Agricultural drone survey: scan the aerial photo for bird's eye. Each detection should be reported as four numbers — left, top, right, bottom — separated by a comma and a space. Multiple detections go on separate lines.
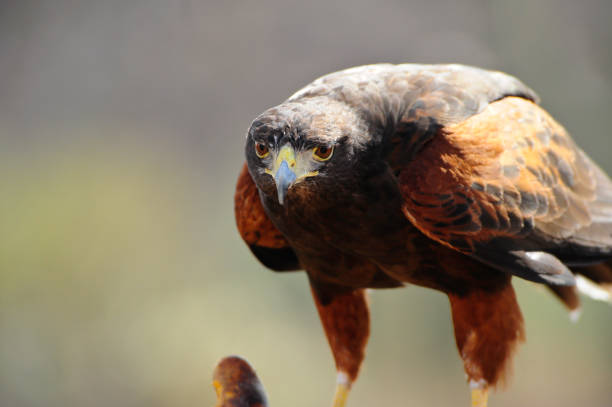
313, 145, 334, 161
255, 142, 269, 158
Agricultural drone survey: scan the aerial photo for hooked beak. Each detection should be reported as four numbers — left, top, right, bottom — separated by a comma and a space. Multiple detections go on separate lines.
265, 144, 320, 206
270, 145, 297, 205
275, 160, 296, 205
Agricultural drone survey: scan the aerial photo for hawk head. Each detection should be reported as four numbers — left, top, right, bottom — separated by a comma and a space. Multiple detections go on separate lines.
245, 98, 373, 206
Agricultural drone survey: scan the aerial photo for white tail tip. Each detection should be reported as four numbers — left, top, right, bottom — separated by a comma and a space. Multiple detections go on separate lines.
576, 276, 611, 303
569, 308, 582, 323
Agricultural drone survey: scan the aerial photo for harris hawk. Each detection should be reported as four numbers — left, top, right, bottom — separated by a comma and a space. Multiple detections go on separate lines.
234, 64, 612, 407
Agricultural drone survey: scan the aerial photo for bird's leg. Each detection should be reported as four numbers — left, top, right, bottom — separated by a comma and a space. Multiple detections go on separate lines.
469, 379, 488, 407
310, 282, 370, 407
447, 276, 525, 407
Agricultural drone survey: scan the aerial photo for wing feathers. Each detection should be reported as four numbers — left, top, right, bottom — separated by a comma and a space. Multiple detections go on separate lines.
571, 261, 612, 304
235, 163, 301, 271
398, 96, 612, 284
473, 248, 575, 286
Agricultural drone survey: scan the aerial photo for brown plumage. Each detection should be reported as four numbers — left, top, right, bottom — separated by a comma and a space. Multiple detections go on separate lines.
234, 63, 612, 406
213, 356, 268, 407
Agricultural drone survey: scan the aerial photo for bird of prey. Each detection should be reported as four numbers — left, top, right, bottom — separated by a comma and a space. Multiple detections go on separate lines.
234, 64, 612, 407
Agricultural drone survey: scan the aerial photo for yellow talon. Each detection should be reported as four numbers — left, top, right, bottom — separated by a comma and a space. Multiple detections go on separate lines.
332, 381, 350, 407
471, 387, 488, 407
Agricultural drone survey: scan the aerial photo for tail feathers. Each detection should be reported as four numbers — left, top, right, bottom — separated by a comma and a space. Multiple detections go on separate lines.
547, 284, 580, 310
575, 275, 611, 303
547, 285, 582, 322
548, 261, 612, 322
572, 261, 612, 304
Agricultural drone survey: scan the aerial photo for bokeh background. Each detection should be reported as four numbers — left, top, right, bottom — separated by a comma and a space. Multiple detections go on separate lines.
1, 1, 611, 406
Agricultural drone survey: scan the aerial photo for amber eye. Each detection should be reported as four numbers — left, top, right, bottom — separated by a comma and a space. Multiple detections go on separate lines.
255, 142, 269, 158
313, 145, 334, 161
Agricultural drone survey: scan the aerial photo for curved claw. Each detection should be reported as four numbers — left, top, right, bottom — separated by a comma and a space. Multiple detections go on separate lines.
213, 356, 268, 407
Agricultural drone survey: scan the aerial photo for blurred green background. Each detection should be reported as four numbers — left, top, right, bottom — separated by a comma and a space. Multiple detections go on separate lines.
1, 1, 611, 406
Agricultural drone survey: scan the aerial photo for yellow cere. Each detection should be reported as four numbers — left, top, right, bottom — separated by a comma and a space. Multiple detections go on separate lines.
265, 145, 320, 182
275, 145, 297, 168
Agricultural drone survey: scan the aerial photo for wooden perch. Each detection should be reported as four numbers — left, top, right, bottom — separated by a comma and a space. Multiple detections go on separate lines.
213, 356, 268, 407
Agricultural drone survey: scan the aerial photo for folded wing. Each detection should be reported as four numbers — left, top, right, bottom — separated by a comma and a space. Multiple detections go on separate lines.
235, 164, 301, 271
398, 97, 612, 285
